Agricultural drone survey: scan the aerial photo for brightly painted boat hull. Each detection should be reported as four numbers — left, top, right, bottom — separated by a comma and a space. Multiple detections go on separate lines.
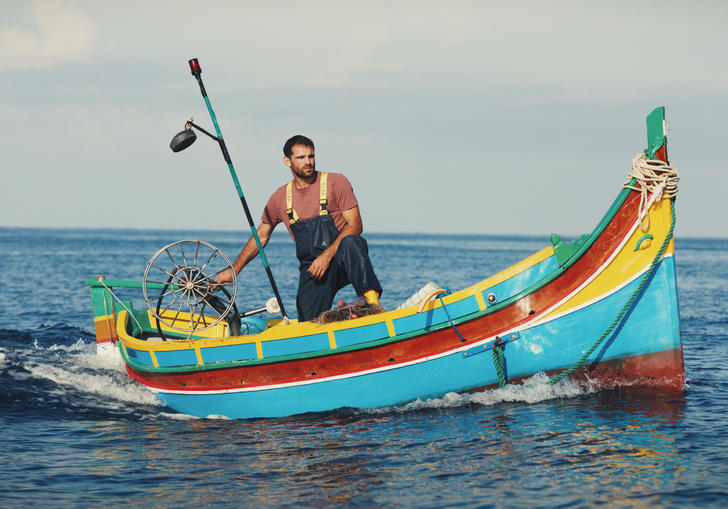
146, 254, 683, 418
88, 107, 684, 419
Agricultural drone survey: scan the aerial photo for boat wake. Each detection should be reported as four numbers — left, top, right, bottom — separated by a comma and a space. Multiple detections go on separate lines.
24, 339, 161, 405
364, 373, 593, 415
0, 327, 163, 421
0, 327, 659, 421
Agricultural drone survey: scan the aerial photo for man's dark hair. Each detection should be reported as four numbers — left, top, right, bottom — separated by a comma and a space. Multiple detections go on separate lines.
283, 135, 314, 157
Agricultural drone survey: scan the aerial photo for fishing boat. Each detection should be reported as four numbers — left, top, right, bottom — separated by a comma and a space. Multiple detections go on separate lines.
85, 60, 683, 419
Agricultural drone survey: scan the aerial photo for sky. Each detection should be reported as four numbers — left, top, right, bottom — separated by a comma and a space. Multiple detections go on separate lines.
1, 0, 726, 239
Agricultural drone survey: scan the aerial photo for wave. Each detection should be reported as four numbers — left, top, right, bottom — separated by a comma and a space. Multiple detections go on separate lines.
363, 373, 591, 415
1, 328, 163, 421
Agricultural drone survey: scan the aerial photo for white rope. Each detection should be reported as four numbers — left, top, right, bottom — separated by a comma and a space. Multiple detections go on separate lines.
623, 153, 679, 231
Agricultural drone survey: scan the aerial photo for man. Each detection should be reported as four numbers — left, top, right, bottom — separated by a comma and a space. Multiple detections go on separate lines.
215, 135, 382, 322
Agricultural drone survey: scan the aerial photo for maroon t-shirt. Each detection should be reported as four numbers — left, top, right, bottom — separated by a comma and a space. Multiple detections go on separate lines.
262, 172, 358, 239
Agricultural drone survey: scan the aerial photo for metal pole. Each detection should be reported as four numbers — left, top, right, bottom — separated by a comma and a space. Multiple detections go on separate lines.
187, 58, 288, 320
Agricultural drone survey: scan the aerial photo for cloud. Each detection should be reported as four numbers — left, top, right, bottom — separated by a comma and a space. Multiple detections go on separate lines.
1, 1, 726, 237
0, 0, 95, 68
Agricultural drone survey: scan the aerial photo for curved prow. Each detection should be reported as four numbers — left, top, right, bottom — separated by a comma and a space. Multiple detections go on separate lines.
645, 106, 668, 163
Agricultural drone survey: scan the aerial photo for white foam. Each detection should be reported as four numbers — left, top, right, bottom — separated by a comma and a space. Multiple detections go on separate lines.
23, 361, 161, 406
19, 338, 162, 407
204, 414, 233, 420
366, 373, 591, 414
158, 411, 202, 420
16, 338, 595, 418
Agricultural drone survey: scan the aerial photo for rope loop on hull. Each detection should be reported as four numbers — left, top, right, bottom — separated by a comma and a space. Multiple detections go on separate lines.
624, 154, 679, 231
492, 337, 508, 388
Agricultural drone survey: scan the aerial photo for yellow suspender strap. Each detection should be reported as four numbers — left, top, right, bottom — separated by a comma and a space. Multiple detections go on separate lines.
286, 172, 328, 225
285, 182, 298, 224
319, 172, 328, 215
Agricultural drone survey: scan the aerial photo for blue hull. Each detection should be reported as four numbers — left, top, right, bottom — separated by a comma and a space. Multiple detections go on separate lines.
157, 257, 681, 419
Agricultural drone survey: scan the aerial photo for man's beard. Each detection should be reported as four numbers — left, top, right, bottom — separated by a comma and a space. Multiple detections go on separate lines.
293, 165, 315, 179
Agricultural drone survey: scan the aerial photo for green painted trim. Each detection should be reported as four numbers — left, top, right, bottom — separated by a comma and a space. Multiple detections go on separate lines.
645, 106, 666, 158
551, 233, 593, 267
633, 234, 654, 251
89, 286, 114, 319
84, 279, 178, 290
121, 304, 151, 337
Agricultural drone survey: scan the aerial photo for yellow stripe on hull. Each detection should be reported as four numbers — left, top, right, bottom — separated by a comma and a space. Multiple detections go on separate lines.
93, 314, 116, 342
116, 245, 557, 355
543, 197, 674, 320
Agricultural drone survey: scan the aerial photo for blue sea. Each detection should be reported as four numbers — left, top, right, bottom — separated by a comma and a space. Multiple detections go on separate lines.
1, 227, 727, 507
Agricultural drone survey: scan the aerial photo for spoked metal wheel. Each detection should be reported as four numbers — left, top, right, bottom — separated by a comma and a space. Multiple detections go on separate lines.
143, 239, 237, 334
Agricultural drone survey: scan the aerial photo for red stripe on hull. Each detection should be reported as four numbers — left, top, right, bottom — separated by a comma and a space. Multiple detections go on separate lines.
466, 348, 686, 394
131, 347, 686, 397
128, 191, 666, 392
583, 346, 685, 391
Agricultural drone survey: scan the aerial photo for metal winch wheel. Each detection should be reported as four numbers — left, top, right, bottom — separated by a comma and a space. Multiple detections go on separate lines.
143, 239, 237, 333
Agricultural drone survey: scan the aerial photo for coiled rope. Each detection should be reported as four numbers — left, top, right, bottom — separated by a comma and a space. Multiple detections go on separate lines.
623, 153, 679, 231
548, 156, 679, 385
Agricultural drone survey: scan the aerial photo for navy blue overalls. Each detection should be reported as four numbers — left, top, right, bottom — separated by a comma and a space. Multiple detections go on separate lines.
286, 172, 382, 321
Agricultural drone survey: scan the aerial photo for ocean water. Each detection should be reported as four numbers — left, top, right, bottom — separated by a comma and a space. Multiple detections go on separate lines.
1, 227, 727, 507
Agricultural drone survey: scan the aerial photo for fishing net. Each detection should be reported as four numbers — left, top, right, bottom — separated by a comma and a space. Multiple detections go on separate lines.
315, 297, 385, 324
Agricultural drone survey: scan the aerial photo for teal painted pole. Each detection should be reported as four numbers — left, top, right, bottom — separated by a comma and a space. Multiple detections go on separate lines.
187, 58, 288, 320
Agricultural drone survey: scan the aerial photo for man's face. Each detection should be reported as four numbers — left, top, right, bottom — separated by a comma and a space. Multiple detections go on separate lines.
285, 144, 315, 179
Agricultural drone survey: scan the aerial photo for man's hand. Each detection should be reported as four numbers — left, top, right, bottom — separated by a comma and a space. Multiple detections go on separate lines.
305, 207, 362, 280
307, 250, 333, 279
214, 268, 235, 286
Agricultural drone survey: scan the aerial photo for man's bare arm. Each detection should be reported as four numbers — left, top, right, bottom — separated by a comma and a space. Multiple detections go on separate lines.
215, 222, 274, 284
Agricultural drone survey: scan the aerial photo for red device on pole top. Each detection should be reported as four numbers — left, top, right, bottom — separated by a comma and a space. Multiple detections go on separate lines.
188, 58, 202, 76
